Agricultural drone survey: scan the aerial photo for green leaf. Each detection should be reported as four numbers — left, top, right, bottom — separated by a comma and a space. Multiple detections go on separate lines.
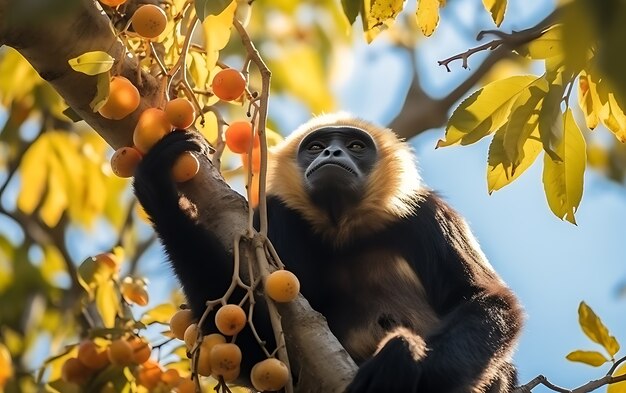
90, 72, 110, 112
96, 279, 120, 329
502, 79, 548, 165
608, 364, 626, 393
341, 0, 361, 25
416, 0, 442, 37
542, 109, 586, 224
518, 24, 564, 60
487, 125, 542, 193
577, 302, 621, 357
68, 51, 114, 76
77, 256, 115, 297
141, 303, 177, 325
439, 75, 539, 147
482, 0, 507, 26
565, 350, 608, 367
196, 0, 231, 20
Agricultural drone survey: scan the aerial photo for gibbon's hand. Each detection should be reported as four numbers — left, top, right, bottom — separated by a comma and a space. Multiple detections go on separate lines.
133, 130, 207, 220
346, 336, 423, 393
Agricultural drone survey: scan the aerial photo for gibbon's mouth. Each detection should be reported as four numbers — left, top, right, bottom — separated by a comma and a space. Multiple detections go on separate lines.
306, 161, 356, 178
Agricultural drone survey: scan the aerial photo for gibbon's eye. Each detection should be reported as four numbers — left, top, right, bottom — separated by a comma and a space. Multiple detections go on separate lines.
347, 140, 366, 151
307, 142, 324, 152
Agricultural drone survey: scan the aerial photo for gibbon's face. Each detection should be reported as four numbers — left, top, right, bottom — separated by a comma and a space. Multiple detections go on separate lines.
297, 126, 378, 218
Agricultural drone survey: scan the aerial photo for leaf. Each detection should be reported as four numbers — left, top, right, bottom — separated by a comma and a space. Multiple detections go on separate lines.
39, 141, 69, 227
17, 135, 51, 215
502, 79, 548, 165
96, 279, 120, 328
565, 350, 608, 367
542, 109, 585, 224
202, 0, 237, 70
416, 0, 441, 37
196, 0, 231, 20
577, 301, 621, 357
482, 0, 507, 26
341, 0, 361, 25
268, 46, 336, 113
90, 72, 110, 112
538, 74, 567, 161
608, 364, 626, 393
68, 51, 114, 76
141, 303, 177, 325
362, 0, 405, 43
77, 256, 115, 297
487, 125, 542, 193
41, 245, 66, 286
439, 75, 539, 147
518, 25, 563, 60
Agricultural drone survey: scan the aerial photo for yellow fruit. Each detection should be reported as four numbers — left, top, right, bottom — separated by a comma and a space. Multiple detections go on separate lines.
99, 0, 127, 6
225, 121, 257, 154
183, 323, 199, 349
172, 151, 199, 183
170, 309, 195, 340
132, 5, 168, 39
138, 359, 163, 389
133, 108, 172, 154
129, 336, 152, 364
212, 69, 246, 101
77, 340, 109, 370
107, 338, 134, 366
196, 334, 226, 376
110, 146, 143, 178
161, 368, 181, 387
250, 358, 290, 392
214, 304, 247, 336
0, 344, 14, 385
265, 270, 300, 302
210, 343, 242, 376
176, 378, 196, 393
61, 357, 93, 385
95, 252, 122, 272
165, 98, 196, 129
120, 278, 149, 306
99, 76, 140, 120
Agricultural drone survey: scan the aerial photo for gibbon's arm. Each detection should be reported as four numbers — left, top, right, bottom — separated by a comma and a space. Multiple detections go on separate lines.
133, 130, 235, 321
349, 193, 523, 392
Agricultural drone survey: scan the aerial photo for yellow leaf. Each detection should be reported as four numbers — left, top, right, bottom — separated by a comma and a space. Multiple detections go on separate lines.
518, 25, 563, 60
502, 78, 548, 165
416, 0, 441, 37
17, 136, 51, 215
542, 109, 585, 224
439, 75, 539, 147
362, 0, 405, 43
39, 148, 69, 228
565, 350, 608, 367
96, 279, 120, 328
202, 0, 237, 70
141, 303, 177, 325
195, 110, 219, 144
609, 364, 626, 393
577, 301, 621, 357
487, 126, 542, 193
68, 51, 114, 76
269, 46, 336, 113
41, 245, 67, 286
0, 48, 42, 105
482, 0, 507, 26
188, 51, 210, 92
538, 74, 567, 161
90, 72, 110, 112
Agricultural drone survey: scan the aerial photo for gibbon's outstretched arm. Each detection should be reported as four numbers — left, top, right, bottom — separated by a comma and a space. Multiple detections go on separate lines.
133, 131, 234, 320
346, 194, 523, 393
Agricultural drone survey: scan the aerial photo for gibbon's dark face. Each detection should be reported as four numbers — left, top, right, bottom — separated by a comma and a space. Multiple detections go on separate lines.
297, 126, 378, 222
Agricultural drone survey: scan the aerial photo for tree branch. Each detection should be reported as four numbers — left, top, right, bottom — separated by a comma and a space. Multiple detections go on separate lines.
388, 7, 561, 139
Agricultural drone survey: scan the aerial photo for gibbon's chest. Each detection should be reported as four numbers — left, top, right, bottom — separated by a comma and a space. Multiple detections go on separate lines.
310, 248, 440, 363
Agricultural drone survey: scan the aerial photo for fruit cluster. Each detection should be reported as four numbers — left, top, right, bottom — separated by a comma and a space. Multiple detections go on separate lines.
168, 269, 299, 391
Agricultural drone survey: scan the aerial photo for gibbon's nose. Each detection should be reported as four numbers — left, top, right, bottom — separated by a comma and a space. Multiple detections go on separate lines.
322, 147, 343, 157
